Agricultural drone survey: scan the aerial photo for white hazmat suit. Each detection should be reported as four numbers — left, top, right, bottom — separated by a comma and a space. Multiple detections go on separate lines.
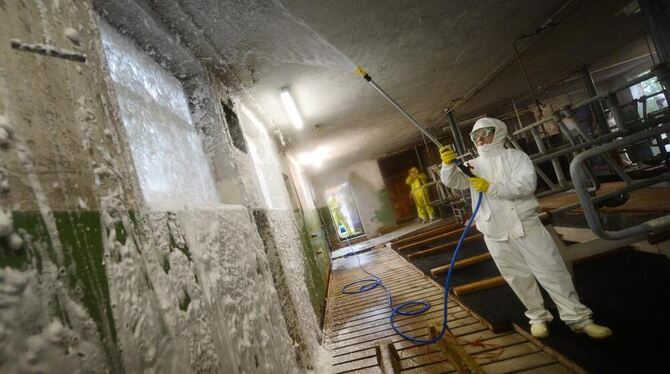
440, 117, 593, 329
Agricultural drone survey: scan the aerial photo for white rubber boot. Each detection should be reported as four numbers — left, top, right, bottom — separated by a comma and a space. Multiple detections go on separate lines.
572, 323, 613, 339
530, 322, 549, 338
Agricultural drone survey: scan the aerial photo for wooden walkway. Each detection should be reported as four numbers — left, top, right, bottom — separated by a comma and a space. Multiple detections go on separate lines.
323, 246, 581, 373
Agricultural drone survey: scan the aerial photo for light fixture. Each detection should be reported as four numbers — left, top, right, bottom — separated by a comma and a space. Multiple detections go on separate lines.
298, 146, 327, 168
280, 88, 304, 129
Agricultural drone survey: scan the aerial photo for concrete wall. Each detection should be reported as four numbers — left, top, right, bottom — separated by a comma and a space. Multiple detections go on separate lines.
0, 1, 329, 373
313, 159, 395, 239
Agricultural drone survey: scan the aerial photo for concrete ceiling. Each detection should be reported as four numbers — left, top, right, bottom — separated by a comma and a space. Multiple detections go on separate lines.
99, 0, 646, 174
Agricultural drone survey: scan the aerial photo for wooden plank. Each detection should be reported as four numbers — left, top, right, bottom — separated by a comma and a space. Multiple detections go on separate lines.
330, 309, 470, 338
328, 301, 461, 332
452, 275, 506, 296
400, 359, 454, 374
386, 342, 402, 374
328, 301, 469, 333
408, 233, 485, 260
399, 351, 449, 371
329, 290, 454, 320
397, 226, 470, 251
330, 316, 480, 349
392, 221, 468, 247
480, 351, 556, 373
429, 325, 485, 374
473, 341, 540, 365
332, 356, 379, 373
512, 323, 587, 374
516, 362, 576, 373
329, 287, 447, 312
431, 252, 493, 276
463, 332, 527, 355
334, 364, 383, 374
331, 348, 377, 366
330, 309, 470, 343
332, 322, 488, 357
326, 245, 580, 374
329, 283, 439, 312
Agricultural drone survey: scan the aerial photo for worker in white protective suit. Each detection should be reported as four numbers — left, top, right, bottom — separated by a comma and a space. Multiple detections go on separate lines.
439, 117, 612, 339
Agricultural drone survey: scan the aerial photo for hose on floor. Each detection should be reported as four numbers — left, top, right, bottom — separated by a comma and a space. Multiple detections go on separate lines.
341, 192, 483, 344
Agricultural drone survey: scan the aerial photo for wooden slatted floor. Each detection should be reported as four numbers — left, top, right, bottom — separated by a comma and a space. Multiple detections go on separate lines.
324, 246, 580, 373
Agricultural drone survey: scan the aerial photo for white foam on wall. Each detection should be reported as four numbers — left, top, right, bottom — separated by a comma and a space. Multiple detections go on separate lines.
99, 21, 220, 211
239, 104, 292, 210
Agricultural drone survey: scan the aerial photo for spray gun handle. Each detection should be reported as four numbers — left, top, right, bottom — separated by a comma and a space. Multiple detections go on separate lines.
454, 159, 475, 178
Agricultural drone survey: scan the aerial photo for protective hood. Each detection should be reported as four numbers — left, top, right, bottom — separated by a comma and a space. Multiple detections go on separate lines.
470, 117, 508, 157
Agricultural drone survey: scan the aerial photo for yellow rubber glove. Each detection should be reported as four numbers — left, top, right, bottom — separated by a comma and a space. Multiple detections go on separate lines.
468, 177, 490, 192
439, 146, 457, 165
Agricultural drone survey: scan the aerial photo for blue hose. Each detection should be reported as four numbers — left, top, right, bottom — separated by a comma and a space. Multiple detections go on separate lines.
341, 192, 483, 344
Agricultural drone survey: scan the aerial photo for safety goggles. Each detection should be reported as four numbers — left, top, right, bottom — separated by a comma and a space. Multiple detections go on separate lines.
470, 127, 495, 142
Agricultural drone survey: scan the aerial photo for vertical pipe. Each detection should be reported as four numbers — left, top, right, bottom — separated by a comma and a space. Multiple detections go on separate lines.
512, 99, 524, 134
606, 94, 630, 132
531, 126, 567, 186
446, 110, 466, 155
508, 136, 558, 189
513, 40, 541, 106
414, 146, 424, 171
580, 65, 610, 135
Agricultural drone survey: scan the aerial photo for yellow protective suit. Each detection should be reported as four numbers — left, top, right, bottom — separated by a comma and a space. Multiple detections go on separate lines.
328, 196, 353, 237
406, 167, 435, 222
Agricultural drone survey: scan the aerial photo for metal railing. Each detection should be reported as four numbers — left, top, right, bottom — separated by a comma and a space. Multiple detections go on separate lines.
569, 122, 670, 240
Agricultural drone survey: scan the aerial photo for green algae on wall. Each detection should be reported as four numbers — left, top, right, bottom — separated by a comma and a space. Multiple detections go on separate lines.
1, 211, 123, 373
294, 208, 330, 325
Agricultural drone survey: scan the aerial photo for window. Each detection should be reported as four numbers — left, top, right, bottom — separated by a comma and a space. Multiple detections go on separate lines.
629, 72, 667, 117
100, 21, 219, 209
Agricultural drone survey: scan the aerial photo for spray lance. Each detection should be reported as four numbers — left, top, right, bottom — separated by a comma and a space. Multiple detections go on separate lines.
353, 66, 474, 177
343, 65, 484, 346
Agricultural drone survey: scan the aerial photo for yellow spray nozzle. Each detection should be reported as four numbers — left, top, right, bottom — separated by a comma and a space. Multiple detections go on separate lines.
354, 65, 368, 78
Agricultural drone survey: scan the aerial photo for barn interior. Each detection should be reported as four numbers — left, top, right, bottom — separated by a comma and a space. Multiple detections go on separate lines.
1, 0, 670, 373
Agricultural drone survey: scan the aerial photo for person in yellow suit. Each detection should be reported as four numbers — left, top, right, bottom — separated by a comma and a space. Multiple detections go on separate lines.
328, 196, 353, 238
406, 167, 435, 223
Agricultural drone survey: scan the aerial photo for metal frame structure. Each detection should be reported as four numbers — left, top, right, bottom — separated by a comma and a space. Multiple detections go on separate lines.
424, 65, 670, 241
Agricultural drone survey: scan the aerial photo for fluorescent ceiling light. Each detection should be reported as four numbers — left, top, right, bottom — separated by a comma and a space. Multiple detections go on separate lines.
280, 89, 304, 129
299, 146, 327, 168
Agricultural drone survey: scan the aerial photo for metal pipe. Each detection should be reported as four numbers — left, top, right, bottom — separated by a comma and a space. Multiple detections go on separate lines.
414, 146, 424, 171
446, 0, 576, 116
530, 126, 567, 185
569, 122, 670, 240
605, 94, 631, 132
513, 40, 540, 106
512, 116, 555, 136
536, 184, 573, 198
512, 99, 524, 133
361, 73, 443, 148
507, 136, 558, 189
580, 65, 609, 134
550, 173, 669, 215
446, 110, 466, 155
532, 130, 622, 164
552, 113, 600, 191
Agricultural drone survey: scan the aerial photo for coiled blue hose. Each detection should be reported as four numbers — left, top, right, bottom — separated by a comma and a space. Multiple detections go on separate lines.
341, 192, 483, 344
